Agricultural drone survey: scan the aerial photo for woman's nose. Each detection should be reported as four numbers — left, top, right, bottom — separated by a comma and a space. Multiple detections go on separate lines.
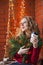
21, 23, 24, 26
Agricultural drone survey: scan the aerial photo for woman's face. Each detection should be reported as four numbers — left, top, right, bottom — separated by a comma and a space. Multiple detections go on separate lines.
20, 18, 29, 32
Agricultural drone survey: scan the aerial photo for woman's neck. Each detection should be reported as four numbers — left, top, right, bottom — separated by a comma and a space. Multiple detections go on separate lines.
24, 29, 31, 38
23, 30, 30, 38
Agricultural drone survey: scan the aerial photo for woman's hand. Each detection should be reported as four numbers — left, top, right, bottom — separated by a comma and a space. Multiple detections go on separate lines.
18, 46, 30, 55
30, 32, 39, 48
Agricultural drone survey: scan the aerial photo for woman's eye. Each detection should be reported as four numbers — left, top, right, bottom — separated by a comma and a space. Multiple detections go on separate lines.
23, 21, 27, 23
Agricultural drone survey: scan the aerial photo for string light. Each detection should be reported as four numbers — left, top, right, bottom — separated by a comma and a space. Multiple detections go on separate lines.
4, 0, 15, 58
20, 0, 25, 19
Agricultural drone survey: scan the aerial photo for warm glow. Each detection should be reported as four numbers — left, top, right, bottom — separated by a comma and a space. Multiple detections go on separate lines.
4, 0, 15, 58
9, 0, 12, 2
20, 0, 25, 19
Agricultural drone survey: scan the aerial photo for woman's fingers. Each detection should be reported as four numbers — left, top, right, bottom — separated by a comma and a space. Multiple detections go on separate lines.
20, 45, 25, 49
23, 50, 28, 54
23, 48, 30, 51
22, 48, 30, 54
18, 46, 30, 54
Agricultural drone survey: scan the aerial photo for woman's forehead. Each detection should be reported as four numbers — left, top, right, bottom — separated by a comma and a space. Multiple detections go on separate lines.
20, 18, 28, 23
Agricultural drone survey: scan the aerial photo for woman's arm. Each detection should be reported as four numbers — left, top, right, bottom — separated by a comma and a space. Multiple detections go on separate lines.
31, 47, 40, 64
30, 32, 40, 64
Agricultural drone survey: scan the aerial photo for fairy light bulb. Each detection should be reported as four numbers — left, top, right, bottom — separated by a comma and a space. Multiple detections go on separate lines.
9, 0, 12, 2
4, 0, 16, 58
20, 0, 25, 19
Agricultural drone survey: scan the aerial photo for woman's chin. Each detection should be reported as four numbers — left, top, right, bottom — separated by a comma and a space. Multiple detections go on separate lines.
21, 28, 28, 32
21, 29, 25, 32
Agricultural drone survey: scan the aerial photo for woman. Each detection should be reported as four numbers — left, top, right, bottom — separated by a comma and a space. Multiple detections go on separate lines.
4, 16, 41, 65
9, 16, 41, 65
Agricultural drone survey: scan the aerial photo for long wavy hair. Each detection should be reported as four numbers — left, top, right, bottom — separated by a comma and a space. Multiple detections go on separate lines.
16, 16, 39, 37
21, 16, 39, 34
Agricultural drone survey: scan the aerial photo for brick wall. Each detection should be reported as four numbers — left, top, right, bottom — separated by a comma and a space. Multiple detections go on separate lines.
0, 1, 8, 60
35, 0, 43, 40
14, 0, 35, 23
35, 0, 43, 60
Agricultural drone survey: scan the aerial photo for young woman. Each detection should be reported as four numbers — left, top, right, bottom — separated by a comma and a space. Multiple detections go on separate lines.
9, 16, 41, 65
4, 16, 41, 65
